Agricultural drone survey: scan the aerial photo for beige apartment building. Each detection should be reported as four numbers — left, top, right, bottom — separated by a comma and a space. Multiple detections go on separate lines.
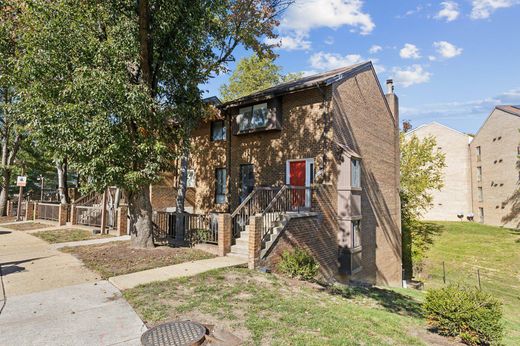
406, 122, 473, 221
407, 106, 520, 228
470, 106, 520, 227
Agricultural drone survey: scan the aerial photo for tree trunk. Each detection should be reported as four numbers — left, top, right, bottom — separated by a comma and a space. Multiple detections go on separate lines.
175, 144, 190, 241
126, 185, 155, 248
56, 158, 69, 204
0, 169, 10, 216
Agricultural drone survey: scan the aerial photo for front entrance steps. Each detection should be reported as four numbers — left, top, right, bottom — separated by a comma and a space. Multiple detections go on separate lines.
228, 211, 317, 259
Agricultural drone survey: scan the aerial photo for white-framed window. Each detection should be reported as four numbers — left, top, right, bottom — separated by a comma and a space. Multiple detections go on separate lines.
478, 187, 483, 202
238, 103, 268, 131
351, 158, 361, 188
352, 220, 361, 248
210, 120, 226, 141
215, 168, 227, 204
186, 169, 196, 188
477, 166, 482, 182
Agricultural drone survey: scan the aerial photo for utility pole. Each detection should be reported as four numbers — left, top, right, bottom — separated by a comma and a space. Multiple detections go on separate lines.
16, 167, 25, 222
39, 174, 45, 201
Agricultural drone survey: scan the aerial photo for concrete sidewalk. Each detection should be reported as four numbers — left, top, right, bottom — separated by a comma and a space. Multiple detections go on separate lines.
109, 255, 248, 290
0, 227, 147, 345
52, 235, 130, 250
0, 281, 146, 346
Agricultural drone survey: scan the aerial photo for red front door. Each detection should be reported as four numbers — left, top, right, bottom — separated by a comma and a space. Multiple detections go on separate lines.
289, 161, 306, 208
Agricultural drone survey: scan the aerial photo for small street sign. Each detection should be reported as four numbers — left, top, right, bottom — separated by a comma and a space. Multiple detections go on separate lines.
17, 176, 27, 187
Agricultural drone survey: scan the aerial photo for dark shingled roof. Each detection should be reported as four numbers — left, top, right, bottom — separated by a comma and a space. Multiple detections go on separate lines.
220, 61, 373, 108
496, 105, 520, 117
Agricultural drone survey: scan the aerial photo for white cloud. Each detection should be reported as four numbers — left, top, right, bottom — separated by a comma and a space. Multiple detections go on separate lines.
471, 0, 520, 19
436, 1, 460, 21
281, 0, 375, 35
399, 43, 421, 59
392, 65, 431, 87
434, 41, 463, 58
369, 45, 382, 54
309, 52, 364, 70
265, 33, 311, 51
324, 36, 335, 45
428, 55, 437, 61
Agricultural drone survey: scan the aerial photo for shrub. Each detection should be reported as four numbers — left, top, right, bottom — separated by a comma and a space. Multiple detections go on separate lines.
423, 285, 504, 345
277, 248, 319, 281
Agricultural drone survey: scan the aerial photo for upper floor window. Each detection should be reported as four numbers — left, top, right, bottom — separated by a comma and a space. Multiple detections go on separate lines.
210, 120, 226, 141
351, 159, 361, 188
478, 187, 483, 202
187, 169, 196, 188
238, 103, 268, 132
476, 146, 481, 161
477, 166, 482, 182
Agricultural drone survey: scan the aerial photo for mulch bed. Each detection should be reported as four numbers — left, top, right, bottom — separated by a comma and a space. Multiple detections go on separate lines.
61, 241, 216, 279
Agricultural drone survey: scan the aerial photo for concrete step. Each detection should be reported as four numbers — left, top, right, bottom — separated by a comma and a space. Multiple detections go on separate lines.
235, 237, 249, 247
227, 252, 247, 259
230, 244, 248, 255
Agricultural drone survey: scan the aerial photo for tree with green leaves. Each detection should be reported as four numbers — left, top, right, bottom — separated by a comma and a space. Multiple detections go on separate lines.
220, 54, 303, 102
18, 0, 291, 247
400, 132, 446, 278
0, 1, 29, 215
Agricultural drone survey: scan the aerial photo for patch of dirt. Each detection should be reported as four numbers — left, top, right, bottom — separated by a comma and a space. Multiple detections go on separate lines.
3, 222, 52, 231
62, 241, 216, 278
408, 326, 463, 346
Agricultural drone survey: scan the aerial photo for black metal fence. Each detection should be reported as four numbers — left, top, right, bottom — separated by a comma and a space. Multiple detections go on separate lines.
152, 211, 218, 245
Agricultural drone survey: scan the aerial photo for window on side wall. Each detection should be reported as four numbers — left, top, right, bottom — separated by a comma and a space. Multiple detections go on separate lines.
352, 220, 361, 248
187, 169, 196, 188
478, 187, 483, 202
210, 120, 226, 141
351, 158, 361, 188
238, 103, 268, 132
215, 168, 227, 204
477, 167, 482, 182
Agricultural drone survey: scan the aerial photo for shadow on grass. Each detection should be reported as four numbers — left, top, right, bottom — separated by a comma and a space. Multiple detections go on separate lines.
329, 284, 423, 318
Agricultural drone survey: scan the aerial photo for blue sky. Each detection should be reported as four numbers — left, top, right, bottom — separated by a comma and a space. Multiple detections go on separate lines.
202, 0, 520, 134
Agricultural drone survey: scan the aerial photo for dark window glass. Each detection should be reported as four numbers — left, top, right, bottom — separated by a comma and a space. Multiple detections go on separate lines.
238, 103, 268, 131
211, 120, 226, 141
215, 168, 227, 204
352, 220, 361, 248
239, 164, 255, 203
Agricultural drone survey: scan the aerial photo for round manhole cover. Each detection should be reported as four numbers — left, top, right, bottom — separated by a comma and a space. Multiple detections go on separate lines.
141, 320, 207, 346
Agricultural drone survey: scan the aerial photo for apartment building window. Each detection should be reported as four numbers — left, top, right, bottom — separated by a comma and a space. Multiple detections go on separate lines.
476, 146, 481, 161
238, 103, 268, 131
478, 187, 483, 202
186, 169, 196, 188
351, 159, 361, 188
517, 146, 520, 155
477, 166, 482, 182
352, 220, 361, 248
210, 120, 226, 141
478, 207, 484, 223
215, 168, 227, 204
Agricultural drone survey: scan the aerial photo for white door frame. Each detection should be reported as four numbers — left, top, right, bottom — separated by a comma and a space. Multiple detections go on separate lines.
286, 158, 314, 208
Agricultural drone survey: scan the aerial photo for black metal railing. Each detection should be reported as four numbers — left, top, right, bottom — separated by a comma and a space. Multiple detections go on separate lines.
230, 187, 280, 239
260, 186, 313, 242
152, 211, 218, 245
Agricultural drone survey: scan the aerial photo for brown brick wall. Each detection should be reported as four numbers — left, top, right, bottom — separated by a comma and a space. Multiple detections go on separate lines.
332, 68, 402, 286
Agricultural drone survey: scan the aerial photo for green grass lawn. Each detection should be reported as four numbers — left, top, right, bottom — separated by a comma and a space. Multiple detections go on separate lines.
124, 268, 452, 345
419, 221, 520, 345
31, 228, 114, 243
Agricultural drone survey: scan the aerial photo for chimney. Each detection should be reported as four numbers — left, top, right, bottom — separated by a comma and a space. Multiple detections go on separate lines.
385, 79, 399, 126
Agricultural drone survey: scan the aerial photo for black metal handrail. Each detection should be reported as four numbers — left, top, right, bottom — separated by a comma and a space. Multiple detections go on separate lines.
230, 187, 280, 239
260, 186, 312, 242
152, 211, 218, 245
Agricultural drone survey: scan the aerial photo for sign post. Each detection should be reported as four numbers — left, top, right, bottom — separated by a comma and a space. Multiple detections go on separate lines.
16, 173, 27, 221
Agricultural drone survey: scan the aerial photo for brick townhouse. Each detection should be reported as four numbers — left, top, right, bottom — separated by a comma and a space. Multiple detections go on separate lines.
152, 61, 402, 286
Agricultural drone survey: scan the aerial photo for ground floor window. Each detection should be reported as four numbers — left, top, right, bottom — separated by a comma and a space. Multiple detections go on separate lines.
352, 220, 361, 248
215, 168, 227, 204
478, 207, 484, 223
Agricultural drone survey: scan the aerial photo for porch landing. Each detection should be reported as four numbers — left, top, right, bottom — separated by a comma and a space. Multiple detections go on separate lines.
108, 255, 247, 290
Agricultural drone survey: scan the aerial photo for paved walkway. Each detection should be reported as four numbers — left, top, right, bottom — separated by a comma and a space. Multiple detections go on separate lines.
52, 235, 130, 250
0, 225, 146, 345
109, 255, 248, 290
